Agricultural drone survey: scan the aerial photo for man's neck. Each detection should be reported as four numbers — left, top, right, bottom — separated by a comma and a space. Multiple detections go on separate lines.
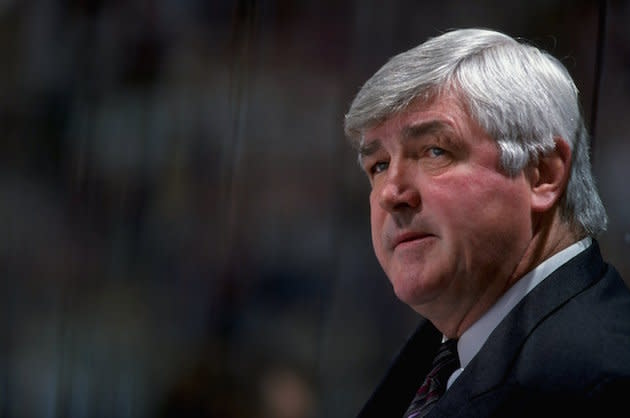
507, 211, 580, 290
446, 212, 579, 338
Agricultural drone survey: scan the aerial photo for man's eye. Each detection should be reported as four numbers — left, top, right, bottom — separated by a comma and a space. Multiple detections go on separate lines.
428, 147, 446, 157
371, 161, 389, 174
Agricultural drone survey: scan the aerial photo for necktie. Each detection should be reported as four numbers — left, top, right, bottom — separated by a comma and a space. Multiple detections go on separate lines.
403, 338, 460, 418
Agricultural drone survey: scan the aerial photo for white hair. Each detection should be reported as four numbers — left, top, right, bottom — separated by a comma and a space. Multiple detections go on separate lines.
344, 28, 607, 237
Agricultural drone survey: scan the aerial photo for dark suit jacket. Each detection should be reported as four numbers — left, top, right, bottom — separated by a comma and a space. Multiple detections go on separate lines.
358, 241, 630, 417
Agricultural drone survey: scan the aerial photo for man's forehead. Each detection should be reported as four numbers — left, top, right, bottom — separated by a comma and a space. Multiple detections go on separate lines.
362, 94, 464, 136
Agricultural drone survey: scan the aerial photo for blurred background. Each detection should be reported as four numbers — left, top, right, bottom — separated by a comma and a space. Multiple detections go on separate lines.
1, 0, 629, 417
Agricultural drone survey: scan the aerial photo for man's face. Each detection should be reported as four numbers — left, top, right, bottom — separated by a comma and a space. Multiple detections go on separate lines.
360, 95, 534, 313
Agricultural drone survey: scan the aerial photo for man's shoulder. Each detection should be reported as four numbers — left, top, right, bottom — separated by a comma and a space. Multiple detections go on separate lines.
515, 259, 630, 383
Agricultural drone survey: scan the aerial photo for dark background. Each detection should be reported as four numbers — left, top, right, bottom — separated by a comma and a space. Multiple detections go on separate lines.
2, 1, 629, 417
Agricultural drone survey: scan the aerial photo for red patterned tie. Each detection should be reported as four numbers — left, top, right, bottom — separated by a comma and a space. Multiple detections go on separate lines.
403, 339, 459, 418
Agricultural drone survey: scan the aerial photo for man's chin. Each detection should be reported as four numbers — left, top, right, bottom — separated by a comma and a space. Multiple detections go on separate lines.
391, 276, 441, 307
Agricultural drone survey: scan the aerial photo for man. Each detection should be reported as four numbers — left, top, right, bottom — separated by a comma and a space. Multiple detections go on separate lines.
344, 28, 630, 417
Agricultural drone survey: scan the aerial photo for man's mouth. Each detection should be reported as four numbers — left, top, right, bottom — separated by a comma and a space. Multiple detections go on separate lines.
392, 231, 434, 249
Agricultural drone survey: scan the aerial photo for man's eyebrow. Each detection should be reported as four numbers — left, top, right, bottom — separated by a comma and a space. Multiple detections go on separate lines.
357, 120, 453, 159
358, 138, 382, 158
401, 120, 452, 141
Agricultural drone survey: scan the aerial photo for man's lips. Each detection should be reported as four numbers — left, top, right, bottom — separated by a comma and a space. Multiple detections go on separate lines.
391, 231, 434, 249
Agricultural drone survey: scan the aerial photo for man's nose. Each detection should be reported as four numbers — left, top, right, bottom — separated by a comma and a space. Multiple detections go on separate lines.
377, 164, 421, 212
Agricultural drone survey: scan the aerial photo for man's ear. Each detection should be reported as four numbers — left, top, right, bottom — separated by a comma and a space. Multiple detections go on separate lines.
528, 138, 572, 212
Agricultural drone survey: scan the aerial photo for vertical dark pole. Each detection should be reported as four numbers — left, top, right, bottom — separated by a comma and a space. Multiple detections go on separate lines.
590, 0, 608, 161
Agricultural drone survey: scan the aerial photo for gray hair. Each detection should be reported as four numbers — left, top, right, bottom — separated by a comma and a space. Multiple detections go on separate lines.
344, 28, 607, 237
